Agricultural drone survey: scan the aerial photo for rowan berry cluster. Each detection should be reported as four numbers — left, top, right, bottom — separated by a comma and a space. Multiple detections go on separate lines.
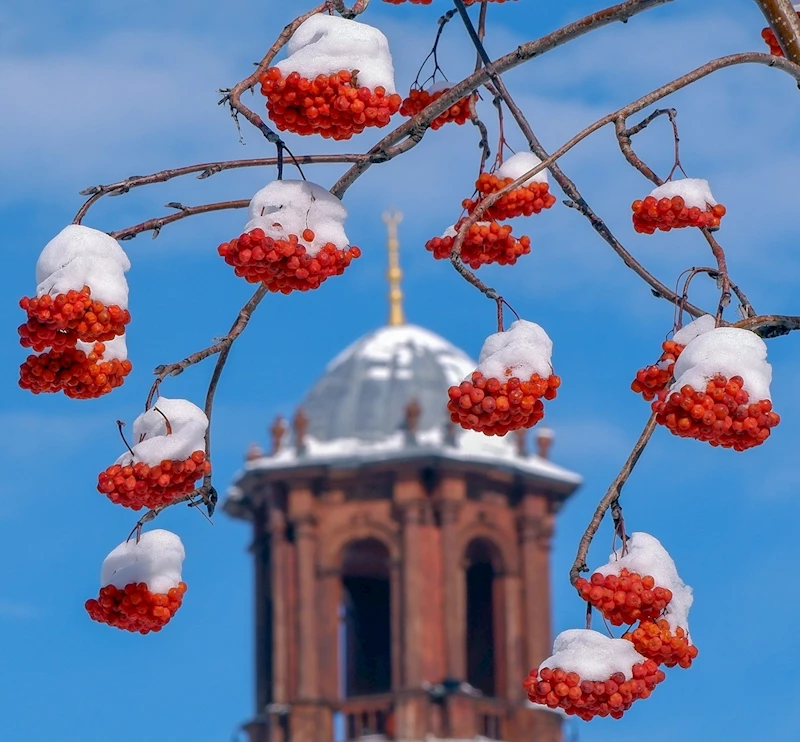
98, 451, 211, 511
259, 68, 402, 140
399, 88, 473, 129
630, 340, 685, 401
85, 581, 187, 634
463, 172, 557, 221
652, 374, 780, 450
632, 195, 726, 234
623, 620, 698, 669
425, 220, 531, 268
20, 341, 132, 399
447, 370, 560, 435
524, 661, 666, 721
761, 14, 800, 56
575, 569, 673, 627
218, 228, 361, 293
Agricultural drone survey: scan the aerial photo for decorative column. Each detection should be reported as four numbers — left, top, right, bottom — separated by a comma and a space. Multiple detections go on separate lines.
268, 508, 289, 742
437, 479, 466, 681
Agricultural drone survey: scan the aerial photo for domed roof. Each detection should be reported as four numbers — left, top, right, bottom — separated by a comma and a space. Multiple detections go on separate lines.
302, 324, 475, 443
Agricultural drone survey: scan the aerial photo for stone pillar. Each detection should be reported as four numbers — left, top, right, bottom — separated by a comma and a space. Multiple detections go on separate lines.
503, 571, 525, 703
268, 509, 288, 742
316, 566, 341, 702
437, 478, 466, 681
293, 514, 319, 700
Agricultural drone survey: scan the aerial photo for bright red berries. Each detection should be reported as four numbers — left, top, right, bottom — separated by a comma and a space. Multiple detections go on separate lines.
623, 620, 698, 669
399, 87, 474, 129
575, 569, 673, 627
524, 660, 665, 721
652, 374, 780, 450
19, 341, 132, 399
463, 171, 556, 221
259, 68, 402, 140
630, 340, 684, 401
425, 220, 531, 268
98, 450, 211, 511
218, 228, 361, 293
85, 581, 187, 634
447, 371, 560, 436
632, 195, 726, 234
19, 287, 130, 352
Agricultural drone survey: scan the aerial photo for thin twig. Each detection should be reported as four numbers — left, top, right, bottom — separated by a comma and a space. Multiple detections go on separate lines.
570, 413, 657, 586
110, 200, 249, 241
754, 0, 800, 64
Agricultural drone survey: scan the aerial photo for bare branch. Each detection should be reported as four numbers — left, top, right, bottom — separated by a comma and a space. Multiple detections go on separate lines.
110, 200, 249, 241
330, 0, 371, 19
733, 314, 800, 338
754, 0, 800, 64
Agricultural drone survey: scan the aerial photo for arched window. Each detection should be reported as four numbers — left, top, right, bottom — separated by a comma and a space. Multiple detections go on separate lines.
338, 538, 392, 697
465, 538, 502, 697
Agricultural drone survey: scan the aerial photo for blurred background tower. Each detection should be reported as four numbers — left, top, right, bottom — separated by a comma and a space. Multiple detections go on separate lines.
225, 213, 581, 742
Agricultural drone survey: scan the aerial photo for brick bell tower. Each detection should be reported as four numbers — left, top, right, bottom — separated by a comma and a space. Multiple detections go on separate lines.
224, 212, 581, 742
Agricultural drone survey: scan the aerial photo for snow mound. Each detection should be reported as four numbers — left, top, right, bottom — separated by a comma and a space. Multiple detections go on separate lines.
275, 14, 396, 93
497, 151, 548, 186
476, 319, 554, 381
100, 529, 185, 595
426, 81, 453, 95
672, 314, 716, 345
540, 629, 646, 681
117, 397, 208, 468
595, 532, 693, 633
671, 327, 772, 402
76, 333, 128, 362
34, 225, 130, 308
244, 180, 350, 257
649, 178, 717, 211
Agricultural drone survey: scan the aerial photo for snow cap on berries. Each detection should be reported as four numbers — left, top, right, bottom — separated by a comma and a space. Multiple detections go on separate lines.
595, 532, 694, 633
118, 397, 208, 468
275, 14, 397, 93
100, 529, 185, 596
426, 81, 453, 95
244, 180, 350, 257
35, 225, 130, 309
672, 314, 716, 345
496, 151, 548, 186
648, 178, 717, 211
540, 629, 647, 682
672, 327, 772, 402
76, 333, 128, 362
475, 319, 553, 381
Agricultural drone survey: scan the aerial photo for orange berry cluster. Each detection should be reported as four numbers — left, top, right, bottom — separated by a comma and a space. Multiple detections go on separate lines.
575, 569, 673, 627
632, 195, 726, 234
85, 581, 187, 634
447, 371, 560, 435
630, 340, 685, 401
399, 88, 473, 129
19, 287, 130, 346
652, 374, 780, 450
218, 228, 361, 294
259, 68, 402, 140
524, 661, 666, 721
463, 172, 557, 221
761, 15, 800, 56
98, 451, 211, 511
425, 220, 531, 268
624, 620, 698, 669
19, 341, 132, 399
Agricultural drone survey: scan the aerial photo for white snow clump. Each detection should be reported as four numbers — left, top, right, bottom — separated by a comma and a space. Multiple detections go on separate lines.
101, 529, 185, 595
35, 225, 130, 308
244, 180, 351, 257
475, 319, 553, 381
426, 80, 454, 95
671, 327, 772, 402
648, 178, 717, 211
672, 314, 716, 346
75, 333, 128, 362
595, 532, 693, 633
275, 14, 397, 93
540, 629, 646, 681
496, 151, 548, 186
117, 397, 208, 468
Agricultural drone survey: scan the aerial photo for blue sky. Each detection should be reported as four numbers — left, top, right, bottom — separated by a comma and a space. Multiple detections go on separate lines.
2, 1, 800, 740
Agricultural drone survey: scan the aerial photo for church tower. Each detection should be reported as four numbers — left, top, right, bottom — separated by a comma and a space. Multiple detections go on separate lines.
224, 214, 581, 742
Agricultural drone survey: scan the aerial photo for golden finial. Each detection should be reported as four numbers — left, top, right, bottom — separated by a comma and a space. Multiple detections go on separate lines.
383, 210, 405, 327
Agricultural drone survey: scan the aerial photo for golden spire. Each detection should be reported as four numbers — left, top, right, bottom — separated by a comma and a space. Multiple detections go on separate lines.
383, 210, 405, 326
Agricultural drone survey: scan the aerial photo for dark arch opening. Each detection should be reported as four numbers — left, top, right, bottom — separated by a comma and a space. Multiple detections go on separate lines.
339, 538, 392, 697
465, 538, 501, 697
